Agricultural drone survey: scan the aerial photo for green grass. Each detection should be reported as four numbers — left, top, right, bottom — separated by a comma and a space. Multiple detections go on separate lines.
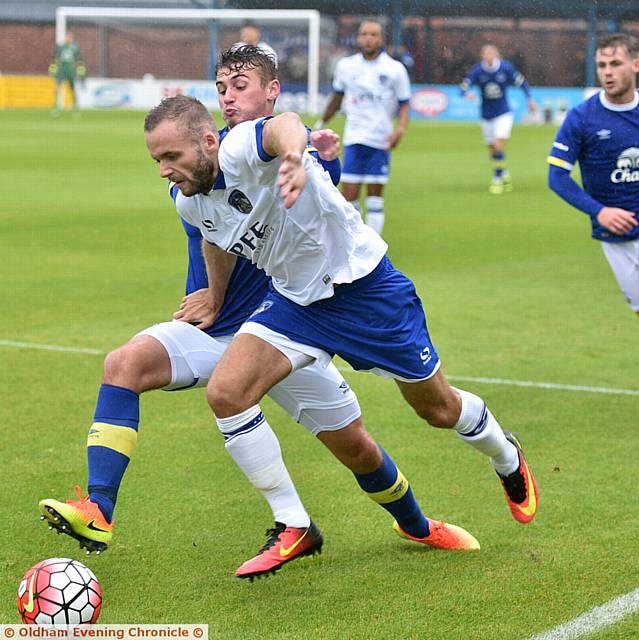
1, 109, 638, 639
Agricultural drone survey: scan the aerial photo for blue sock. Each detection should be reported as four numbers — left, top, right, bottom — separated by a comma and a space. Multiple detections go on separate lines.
492, 151, 505, 178
87, 384, 139, 523
354, 447, 430, 538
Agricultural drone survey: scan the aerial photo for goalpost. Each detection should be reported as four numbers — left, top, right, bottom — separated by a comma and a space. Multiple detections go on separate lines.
55, 6, 322, 113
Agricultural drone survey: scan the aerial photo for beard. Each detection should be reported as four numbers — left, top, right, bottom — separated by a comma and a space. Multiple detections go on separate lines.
181, 147, 216, 196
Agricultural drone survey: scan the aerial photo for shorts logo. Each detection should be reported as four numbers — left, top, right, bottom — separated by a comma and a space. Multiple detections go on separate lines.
419, 347, 432, 364
250, 301, 273, 317
228, 189, 253, 214
611, 147, 639, 183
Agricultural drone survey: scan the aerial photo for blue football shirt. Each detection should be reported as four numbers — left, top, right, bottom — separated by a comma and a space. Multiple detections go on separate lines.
548, 91, 639, 242
461, 59, 531, 120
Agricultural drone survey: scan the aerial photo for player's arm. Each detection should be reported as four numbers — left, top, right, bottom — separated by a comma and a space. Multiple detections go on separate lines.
551, 164, 638, 234
315, 92, 344, 130
510, 65, 536, 111
459, 69, 476, 100
48, 45, 60, 76
173, 240, 237, 329
262, 112, 308, 208
388, 101, 410, 149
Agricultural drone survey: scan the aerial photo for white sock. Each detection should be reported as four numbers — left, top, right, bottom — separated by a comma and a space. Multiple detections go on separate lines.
348, 199, 361, 214
452, 388, 519, 476
365, 196, 384, 235
216, 405, 310, 528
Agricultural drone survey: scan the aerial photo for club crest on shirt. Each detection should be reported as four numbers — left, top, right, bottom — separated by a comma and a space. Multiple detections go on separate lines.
228, 189, 253, 214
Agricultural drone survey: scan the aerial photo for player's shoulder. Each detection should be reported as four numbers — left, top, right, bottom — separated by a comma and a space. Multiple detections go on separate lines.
220, 120, 256, 156
337, 53, 362, 69
570, 92, 603, 121
499, 59, 516, 71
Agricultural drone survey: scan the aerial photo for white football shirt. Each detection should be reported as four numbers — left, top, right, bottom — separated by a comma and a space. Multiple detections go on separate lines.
332, 51, 411, 149
176, 118, 388, 306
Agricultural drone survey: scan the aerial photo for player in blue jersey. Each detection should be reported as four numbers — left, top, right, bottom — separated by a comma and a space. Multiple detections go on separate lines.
461, 44, 537, 194
40, 47, 477, 581
548, 33, 639, 315
315, 20, 411, 236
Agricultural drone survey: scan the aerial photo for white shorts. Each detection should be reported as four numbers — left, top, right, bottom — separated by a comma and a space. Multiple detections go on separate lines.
601, 239, 639, 311
480, 112, 514, 144
137, 321, 361, 435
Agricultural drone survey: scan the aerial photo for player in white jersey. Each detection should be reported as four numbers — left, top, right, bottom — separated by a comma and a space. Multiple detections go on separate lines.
40, 47, 455, 582
144, 50, 540, 547
315, 20, 411, 236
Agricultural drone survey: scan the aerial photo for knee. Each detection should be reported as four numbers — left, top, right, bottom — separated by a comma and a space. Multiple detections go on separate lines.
207, 380, 246, 418
103, 338, 166, 394
412, 398, 459, 429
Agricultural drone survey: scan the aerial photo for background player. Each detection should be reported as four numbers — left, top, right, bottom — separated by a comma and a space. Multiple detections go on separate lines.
232, 21, 278, 65
49, 32, 85, 115
315, 20, 410, 236
461, 43, 536, 194
548, 33, 639, 315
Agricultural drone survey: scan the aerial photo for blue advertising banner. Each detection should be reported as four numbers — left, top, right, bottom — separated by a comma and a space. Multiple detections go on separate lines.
409, 85, 587, 124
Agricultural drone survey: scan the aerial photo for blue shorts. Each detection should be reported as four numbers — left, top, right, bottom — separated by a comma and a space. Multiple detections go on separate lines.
247, 257, 440, 381
342, 144, 390, 184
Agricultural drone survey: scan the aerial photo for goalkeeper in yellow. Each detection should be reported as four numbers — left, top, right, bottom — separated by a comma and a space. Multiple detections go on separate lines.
49, 32, 86, 114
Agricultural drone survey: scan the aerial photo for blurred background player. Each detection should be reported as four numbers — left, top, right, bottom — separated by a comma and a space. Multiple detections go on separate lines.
232, 21, 278, 66
49, 32, 85, 115
460, 43, 536, 194
315, 19, 411, 236
548, 33, 639, 316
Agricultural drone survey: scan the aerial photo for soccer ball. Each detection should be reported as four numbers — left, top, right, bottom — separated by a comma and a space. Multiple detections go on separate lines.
16, 558, 102, 624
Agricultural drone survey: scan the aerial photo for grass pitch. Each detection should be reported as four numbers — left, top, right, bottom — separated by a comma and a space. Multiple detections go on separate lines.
1, 109, 638, 639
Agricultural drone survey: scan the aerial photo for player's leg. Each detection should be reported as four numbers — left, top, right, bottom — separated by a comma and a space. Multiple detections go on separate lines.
365, 183, 385, 235
238, 323, 479, 550
341, 143, 363, 213
491, 112, 514, 192
361, 146, 389, 235
209, 333, 320, 578
396, 370, 539, 523
600, 239, 639, 316
39, 331, 172, 551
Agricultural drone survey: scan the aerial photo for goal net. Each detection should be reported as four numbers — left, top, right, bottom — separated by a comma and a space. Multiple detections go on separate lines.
55, 6, 327, 114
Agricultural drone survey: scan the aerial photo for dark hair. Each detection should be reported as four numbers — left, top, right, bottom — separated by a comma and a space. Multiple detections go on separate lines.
144, 95, 215, 141
597, 33, 639, 58
216, 45, 277, 85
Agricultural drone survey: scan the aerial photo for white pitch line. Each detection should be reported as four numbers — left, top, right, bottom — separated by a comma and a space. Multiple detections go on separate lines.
2, 338, 639, 397
527, 587, 639, 640
0, 339, 104, 355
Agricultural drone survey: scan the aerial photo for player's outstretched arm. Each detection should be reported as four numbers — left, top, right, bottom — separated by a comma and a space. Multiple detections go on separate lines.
173, 241, 236, 329
263, 113, 308, 208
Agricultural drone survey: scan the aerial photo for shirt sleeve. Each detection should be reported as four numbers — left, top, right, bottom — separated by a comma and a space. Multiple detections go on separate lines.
507, 62, 531, 97
394, 62, 412, 103
460, 66, 476, 94
332, 58, 346, 94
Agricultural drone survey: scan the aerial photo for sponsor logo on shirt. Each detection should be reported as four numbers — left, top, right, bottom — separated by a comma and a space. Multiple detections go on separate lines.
484, 82, 503, 100
610, 147, 639, 183
596, 129, 612, 140
228, 220, 273, 258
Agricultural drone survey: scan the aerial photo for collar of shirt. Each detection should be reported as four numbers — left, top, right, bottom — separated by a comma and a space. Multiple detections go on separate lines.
599, 89, 639, 112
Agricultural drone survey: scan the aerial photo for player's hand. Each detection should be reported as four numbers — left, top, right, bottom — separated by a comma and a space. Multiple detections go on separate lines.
278, 151, 306, 208
48, 63, 57, 76
464, 92, 477, 101
310, 129, 340, 161
173, 288, 221, 330
387, 128, 405, 150
597, 207, 639, 235
528, 98, 537, 113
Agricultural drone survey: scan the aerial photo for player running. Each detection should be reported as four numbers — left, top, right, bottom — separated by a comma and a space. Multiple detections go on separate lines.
316, 20, 410, 236
144, 49, 539, 552
461, 44, 536, 194
548, 33, 639, 316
